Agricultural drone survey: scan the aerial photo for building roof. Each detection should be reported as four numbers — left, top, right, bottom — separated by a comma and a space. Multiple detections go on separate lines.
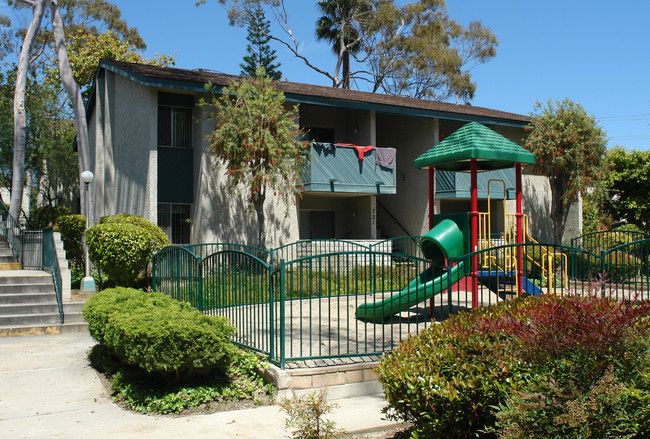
414, 122, 537, 171
95, 59, 531, 128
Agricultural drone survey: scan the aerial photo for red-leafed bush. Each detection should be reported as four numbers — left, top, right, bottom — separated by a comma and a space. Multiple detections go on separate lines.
477, 294, 650, 366
378, 294, 650, 439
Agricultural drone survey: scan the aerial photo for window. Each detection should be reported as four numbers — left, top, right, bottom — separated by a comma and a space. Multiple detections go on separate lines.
157, 203, 191, 244
157, 92, 194, 205
158, 92, 193, 148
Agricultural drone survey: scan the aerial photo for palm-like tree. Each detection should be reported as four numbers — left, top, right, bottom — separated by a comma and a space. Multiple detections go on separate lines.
315, 0, 369, 89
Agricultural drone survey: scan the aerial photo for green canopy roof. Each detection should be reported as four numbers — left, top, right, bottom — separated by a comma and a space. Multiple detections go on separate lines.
414, 122, 536, 171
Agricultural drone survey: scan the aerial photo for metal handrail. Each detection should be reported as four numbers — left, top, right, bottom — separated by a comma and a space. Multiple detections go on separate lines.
0, 196, 24, 264
43, 227, 64, 323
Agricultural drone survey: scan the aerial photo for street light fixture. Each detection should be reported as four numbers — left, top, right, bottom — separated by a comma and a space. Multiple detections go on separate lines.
80, 171, 95, 294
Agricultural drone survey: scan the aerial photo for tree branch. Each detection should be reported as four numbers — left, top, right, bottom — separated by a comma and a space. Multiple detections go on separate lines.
49, 0, 93, 222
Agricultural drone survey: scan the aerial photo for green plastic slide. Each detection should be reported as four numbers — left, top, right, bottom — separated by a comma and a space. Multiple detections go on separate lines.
356, 219, 467, 322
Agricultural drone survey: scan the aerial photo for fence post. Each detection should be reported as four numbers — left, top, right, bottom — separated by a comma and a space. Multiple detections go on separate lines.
175, 250, 180, 302
151, 252, 157, 292
198, 258, 203, 311
600, 249, 607, 298
269, 261, 275, 362
20, 229, 24, 269
279, 258, 286, 370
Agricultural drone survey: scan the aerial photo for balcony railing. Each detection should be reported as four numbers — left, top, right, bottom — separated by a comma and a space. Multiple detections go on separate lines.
302, 142, 396, 194
436, 168, 516, 199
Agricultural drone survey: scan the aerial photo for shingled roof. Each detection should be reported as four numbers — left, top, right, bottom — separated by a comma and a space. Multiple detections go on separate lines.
414, 122, 537, 171
96, 59, 531, 127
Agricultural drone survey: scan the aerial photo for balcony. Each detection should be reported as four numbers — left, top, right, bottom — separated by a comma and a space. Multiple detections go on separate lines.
301, 142, 396, 194
436, 168, 516, 199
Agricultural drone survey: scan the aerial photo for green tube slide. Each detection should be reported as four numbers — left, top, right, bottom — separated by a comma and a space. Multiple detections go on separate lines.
356, 219, 467, 322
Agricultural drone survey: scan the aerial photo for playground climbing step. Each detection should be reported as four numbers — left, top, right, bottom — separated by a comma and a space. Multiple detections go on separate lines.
476, 270, 543, 298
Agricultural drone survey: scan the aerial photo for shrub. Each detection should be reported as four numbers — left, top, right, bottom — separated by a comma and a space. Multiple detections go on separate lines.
570, 250, 642, 282
86, 222, 153, 286
100, 213, 169, 251
377, 299, 530, 438
490, 296, 650, 438
83, 287, 238, 381
378, 295, 650, 438
280, 390, 342, 439
605, 250, 642, 282
28, 205, 71, 229
581, 197, 600, 235
55, 214, 85, 267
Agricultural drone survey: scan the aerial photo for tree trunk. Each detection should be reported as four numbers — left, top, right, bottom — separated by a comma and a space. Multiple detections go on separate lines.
342, 49, 350, 89
252, 188, 266, 253
11, 0, 47, 220
549, 175, 570, 245
50, 0, 93, 224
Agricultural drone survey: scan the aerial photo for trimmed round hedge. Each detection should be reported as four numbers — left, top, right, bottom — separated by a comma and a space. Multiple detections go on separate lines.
86, 214, 169, 287
86, 222, 153, 286
100, 213, 169, 251
83, 287, 237, 380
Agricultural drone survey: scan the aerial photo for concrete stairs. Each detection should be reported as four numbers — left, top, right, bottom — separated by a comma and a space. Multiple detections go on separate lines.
0, 241, 20, 270
0, 270, 87, 337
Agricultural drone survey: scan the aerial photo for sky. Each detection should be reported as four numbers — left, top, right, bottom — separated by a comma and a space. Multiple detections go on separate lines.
4, 0, 649, 150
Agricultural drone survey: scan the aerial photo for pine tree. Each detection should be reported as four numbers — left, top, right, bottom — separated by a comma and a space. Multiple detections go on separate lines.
240, 7, 282, 80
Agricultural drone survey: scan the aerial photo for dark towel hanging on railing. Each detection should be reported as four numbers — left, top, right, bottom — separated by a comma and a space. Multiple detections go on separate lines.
375, 147, 396, 169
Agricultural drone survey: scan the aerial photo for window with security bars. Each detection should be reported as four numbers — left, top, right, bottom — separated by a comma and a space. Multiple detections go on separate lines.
157, 106, 192, 148
157, 203, 191, 244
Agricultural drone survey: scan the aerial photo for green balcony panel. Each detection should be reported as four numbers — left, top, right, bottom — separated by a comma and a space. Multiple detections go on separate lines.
302, 143, 396, 194
435, 168, 516, 199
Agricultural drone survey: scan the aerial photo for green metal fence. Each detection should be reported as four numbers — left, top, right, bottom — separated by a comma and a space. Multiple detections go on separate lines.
152, 234, 650, 368
153, 242, 438, 367
571, 229, 650, 254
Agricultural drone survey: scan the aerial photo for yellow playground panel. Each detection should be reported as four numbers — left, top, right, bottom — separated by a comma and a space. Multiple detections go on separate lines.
476, 179, 568, 295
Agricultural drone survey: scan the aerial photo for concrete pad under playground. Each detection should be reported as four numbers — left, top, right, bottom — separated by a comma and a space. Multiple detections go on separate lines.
0, 333, 402, 439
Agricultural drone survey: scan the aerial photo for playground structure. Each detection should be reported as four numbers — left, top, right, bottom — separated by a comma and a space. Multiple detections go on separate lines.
357, 122, 542, 322
152, 123, 650, 368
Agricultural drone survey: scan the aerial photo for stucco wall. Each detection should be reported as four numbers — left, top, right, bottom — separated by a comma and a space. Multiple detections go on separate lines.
505, 171, 582, 244
192, 106, 299, 248
375, 113, 434, 237
91, 71, 157, 223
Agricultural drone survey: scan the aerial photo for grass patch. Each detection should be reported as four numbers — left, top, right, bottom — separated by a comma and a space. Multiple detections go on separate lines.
89, 344, 275, 415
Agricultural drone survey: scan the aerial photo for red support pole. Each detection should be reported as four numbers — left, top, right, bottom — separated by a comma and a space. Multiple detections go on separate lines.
470, 159, 478, 309
429, 166, 435, 312
428, 167, 434, 230
516, 163, 523, 297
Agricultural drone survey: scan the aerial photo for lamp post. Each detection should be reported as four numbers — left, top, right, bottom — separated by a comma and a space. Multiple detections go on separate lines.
80, 171, 95, 294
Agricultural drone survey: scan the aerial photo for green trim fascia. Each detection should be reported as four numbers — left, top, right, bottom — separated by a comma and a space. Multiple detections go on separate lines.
302, 183, 396, 194
283, 93, 528, 128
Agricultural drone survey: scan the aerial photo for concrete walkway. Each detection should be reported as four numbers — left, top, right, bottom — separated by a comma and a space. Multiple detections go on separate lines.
0, 333, 402, 438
